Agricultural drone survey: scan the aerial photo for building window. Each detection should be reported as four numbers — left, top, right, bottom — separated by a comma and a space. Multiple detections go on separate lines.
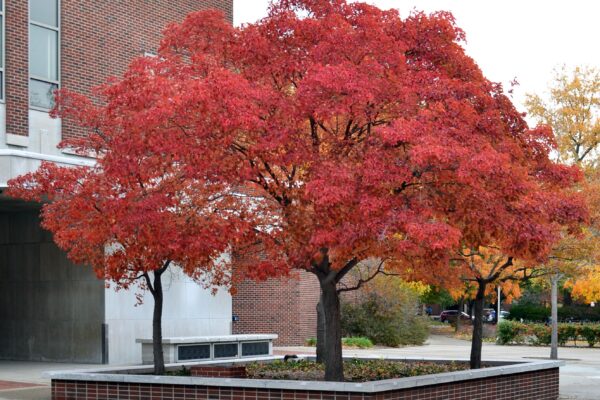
177, 344, 211, 361
241, 341, 269, 357
29, 0, 59, 110
0, 0, 4, 101
213, 343, 238, 358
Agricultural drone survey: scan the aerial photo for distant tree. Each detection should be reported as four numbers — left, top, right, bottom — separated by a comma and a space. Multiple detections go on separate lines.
454, 247, 546, 369
526, 66, 600, 359
525, 66, 600, 169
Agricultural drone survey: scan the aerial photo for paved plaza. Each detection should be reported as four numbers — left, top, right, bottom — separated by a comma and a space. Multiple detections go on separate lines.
0, 335, 598, 399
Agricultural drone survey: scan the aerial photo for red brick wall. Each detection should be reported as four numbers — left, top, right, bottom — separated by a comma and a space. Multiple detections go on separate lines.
51, 368, 560, 400
232, 270, 320, 346
4, 0, 233, 138
4, 0, 29, 136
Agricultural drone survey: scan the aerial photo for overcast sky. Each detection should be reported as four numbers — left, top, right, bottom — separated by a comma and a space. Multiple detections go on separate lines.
234, 0, 600, 113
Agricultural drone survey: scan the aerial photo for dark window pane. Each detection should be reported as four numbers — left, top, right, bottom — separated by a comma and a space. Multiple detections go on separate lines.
242, 342, 269, 357
30, 79, 57, 109
30, 0, 58, 27
177, 344, 210, 361
214, 343, 238, 358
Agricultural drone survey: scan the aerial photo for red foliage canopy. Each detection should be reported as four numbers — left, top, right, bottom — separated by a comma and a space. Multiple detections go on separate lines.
9, 0, 587, 289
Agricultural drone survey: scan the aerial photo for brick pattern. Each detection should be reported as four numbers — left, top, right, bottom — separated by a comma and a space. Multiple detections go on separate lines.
190, 366, 247, 378
5, 0, 29, 136
60, 0, 232, 141
51, 368, 560, 400
232, 269, 320, 346
4, 0, 233, 138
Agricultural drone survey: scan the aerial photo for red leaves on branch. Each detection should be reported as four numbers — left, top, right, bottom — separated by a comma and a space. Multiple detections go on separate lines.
8, 0, 587, 291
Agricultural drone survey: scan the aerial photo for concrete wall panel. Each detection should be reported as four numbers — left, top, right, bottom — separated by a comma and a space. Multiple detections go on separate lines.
104, 268, 232, 365
0, 210, 105, 363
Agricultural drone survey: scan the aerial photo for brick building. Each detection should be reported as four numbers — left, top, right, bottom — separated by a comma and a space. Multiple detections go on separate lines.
0, 0, 317, 365
232, 270, 319, 346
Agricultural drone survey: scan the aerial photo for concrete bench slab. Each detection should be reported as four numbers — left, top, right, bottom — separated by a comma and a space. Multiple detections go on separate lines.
136, 334, 278, 364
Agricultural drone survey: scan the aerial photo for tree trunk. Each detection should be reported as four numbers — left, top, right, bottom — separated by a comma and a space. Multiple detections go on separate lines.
470, 281, 486, 369
151, 269, 166, 375
550, 274, 559, 360
319, 279, 344, 381
316, 299, 326, 363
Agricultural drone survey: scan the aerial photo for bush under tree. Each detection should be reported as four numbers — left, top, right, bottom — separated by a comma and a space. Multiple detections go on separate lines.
341, 277, 429, 347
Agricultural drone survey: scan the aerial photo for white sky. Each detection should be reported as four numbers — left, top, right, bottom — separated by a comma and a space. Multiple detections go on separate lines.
234, 0, 600, 113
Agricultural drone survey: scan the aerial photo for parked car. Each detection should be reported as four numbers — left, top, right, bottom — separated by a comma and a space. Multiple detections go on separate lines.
440, 310, 471, 323
499, 310, 510, 320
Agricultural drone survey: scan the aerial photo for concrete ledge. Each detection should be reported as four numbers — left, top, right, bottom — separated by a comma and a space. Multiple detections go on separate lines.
0, 149, 95, 166
46, 356, 564, 393
5, 134, 29, 147
135, 334, 278, 344
44, 355, 282, 378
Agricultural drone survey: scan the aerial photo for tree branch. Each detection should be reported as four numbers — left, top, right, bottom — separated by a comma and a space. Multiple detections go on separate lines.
333, 258, 360, 284
337, 259, 396, 293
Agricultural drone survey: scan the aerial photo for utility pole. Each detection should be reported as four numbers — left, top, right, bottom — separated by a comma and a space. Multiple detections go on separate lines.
497, 286, 501, 323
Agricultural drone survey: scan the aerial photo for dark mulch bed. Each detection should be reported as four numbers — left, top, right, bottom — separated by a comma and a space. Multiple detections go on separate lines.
244, 359, 471, 382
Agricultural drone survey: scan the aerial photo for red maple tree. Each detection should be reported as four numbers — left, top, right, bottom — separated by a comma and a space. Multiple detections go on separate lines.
7, 106, 279, 375
10, 0, 586, 380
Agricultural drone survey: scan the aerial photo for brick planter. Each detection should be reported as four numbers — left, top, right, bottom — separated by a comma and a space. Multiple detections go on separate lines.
48, 357, 562, 400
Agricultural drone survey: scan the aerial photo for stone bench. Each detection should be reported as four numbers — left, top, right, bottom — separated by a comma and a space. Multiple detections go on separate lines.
136, 334, 278, 364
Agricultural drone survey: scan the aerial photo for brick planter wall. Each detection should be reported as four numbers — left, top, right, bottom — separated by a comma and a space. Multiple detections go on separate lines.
51, 367, 559, 400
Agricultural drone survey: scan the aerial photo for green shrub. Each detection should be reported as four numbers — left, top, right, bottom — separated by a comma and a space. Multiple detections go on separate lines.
342, 337, 373, 348
558, 306, 600, 322
506, 304, 550, 322
558, 324, 577, 346
507, 304, 600, 323
497, 320, 528, 345
305, 337, 374, 348
530, 324, 551, 346
578, 325, 599, 347
341, 277, 429, 347
497, 322, 600, 347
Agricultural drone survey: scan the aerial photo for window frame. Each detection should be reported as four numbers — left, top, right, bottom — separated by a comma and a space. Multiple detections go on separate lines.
28, 0, 60, 111
0, 0, 5, 102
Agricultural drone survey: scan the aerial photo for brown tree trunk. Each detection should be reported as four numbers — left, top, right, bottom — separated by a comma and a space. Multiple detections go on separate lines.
151, 269, 166, 375
316, 299, 326, 363
319, 279, 344, 381
470, 281, 486, 369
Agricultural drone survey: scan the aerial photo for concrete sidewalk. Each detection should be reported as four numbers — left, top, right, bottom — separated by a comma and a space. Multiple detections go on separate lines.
0, 362, 104, 400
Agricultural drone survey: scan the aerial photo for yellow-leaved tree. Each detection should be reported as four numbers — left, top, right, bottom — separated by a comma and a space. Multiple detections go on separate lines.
525, 65, 600, 359
526, 66, 599, 169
